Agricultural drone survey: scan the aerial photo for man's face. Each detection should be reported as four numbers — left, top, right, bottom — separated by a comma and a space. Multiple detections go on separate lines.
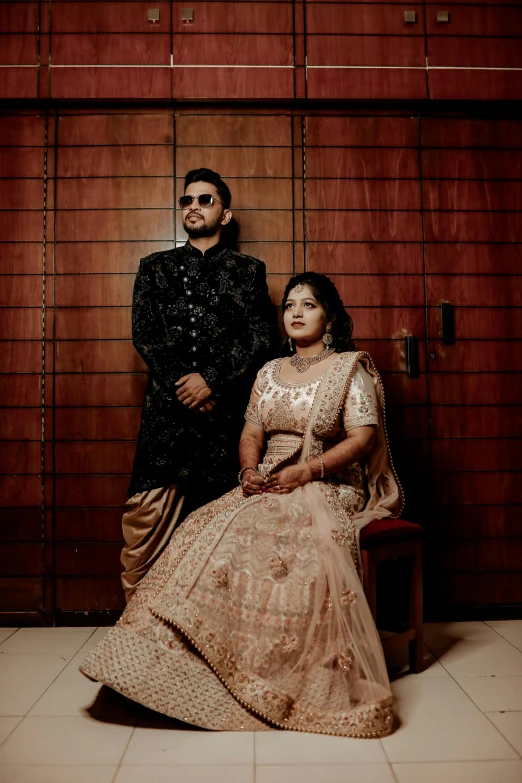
181, 181, 231, 239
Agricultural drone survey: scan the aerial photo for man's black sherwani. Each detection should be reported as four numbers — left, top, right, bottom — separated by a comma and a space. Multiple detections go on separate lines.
128, 241, 274, 501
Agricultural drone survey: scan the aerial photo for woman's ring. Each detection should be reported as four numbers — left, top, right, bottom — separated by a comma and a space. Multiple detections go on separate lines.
276, 485, 280, 490
199, 406, 205, 412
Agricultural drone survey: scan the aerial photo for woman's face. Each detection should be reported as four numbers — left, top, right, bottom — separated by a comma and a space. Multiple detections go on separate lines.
283, 284, 327, 346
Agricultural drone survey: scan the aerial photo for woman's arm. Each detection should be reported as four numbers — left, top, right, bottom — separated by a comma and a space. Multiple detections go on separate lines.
264, 426, 375, 493
239, 421, 266, 496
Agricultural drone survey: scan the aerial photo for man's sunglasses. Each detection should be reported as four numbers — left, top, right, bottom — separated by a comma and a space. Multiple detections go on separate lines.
179, 194, 224, 209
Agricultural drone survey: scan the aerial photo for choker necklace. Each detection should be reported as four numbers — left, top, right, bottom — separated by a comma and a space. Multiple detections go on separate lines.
290, 347, 334, 373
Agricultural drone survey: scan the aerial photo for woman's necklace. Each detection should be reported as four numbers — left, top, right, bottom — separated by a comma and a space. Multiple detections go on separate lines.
290, 347, 334, 373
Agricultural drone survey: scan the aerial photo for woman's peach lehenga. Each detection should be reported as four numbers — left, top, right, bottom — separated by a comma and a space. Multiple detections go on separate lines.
80, 351, 404, 738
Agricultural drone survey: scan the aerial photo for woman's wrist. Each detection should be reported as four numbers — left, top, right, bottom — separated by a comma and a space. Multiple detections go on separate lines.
238, 465, 260, 483
307, 455, 325, 481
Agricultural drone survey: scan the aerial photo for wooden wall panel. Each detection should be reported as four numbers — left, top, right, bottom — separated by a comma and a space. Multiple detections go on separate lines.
422, 116, 522, 614
0, 111, 45, 614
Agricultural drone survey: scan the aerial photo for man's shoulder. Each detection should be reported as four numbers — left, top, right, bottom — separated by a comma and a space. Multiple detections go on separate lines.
139, 248, 178, 268
223, 249, 265, 274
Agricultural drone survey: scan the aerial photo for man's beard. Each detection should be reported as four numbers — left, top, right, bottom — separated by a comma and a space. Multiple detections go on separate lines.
183, 214, 222, 239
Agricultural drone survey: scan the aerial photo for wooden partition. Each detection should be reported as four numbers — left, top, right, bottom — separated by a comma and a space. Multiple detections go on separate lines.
1, 107, 521, 622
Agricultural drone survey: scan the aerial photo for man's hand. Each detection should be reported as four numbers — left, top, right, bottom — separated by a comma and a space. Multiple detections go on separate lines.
175, 373, 213, 411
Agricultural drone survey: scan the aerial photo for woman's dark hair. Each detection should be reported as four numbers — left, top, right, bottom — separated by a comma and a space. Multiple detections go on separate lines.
184, 168, 232, 209
281, 272, 356, 354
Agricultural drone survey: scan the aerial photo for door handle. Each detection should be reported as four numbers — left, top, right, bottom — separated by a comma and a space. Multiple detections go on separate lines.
440, 302, 455, 344
405, 335, 419, 378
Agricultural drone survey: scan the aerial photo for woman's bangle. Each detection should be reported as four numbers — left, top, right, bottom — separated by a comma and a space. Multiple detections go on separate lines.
238, 465, 259, 483
317, 455, 325, 480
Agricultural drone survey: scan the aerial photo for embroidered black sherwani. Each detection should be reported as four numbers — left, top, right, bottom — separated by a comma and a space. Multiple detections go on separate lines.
128, 241, 274, 501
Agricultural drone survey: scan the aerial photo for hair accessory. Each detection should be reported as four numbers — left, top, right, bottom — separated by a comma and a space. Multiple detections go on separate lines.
293, 283, 304, 293
322, 324, 333, 348
290, 347, 334, 373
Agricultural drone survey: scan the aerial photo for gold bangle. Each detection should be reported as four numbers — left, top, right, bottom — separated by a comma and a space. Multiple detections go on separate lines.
317, 455, 325, 479
238, 465, 259, 483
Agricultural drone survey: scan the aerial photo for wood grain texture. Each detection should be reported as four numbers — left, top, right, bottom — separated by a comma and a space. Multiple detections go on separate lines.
0, 114, 45, 146
55, 508, 124, 542
0, 475, 41, 507
438, 506, 522, 540
55, 543, 122, 576
0, 578, 42, 610
177, 145, 292, 178
50, 67, 171, 100
57, 178, 174, 210
0, 543, 42, 576
55, 308, 131, 340
176, 113, 291, 146
0, 442, 41, 474
422, 149, 522, 181
325, 274, 425, 306
354, 339, 427, 373
432, 439, 522, 472
55, 374, 146, 407
0, 212, 43, 243
427, 276, 522, 307
421, 119, 522, 149
425, 244, 522, 274
429, 340, 522, 372
55, 577, 123, 610
0, 375, 41, 407
55, 274, 135, 307
0, 178, 44, 210
307, 210, 423, 242
307, 241, 423, 274
305, 116, 419, 147
425, 5, 522, 37
54, 408, 140, 440
55, 209, 173, 242
428, 36, 522, 68
56, 145, 172, 178
307, 179, 421, 211
55, 341, 146, 374
307, 34, 425, 66
434, 473, 522, 505
0, 34, 38, 65
173, 33, 293, 65
306, 3, 425, 34
0, 342, 41, 374
56, 475, 129, 507
0, 508, 42, 541
307, 67, 427, 100
431, 406, 522, 438
173, 67, 294, 100
58, 113, 174, 146
55, 441, 136, 474
0, 148, 44, 179
307, 147, 419, 179
350, 307, 426, 339
51, 33, 171, 65
426, 208, 522, 242
423, 179, 522, 213
0, 409, 41, 441
0, 67, 38, 99
172, 2, 293, 34
55, 241, 171, 273
441, 539, 522, 574
428, 68, 522, 102
51, 1, 171, 33
0, 308, 42, 339
427, 308, 522, 340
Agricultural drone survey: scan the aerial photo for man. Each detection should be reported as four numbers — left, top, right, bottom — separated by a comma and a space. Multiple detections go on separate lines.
121, 168, 274, 602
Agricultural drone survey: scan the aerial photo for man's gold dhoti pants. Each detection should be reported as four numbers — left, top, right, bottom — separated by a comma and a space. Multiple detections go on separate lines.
120, 484, 186, 603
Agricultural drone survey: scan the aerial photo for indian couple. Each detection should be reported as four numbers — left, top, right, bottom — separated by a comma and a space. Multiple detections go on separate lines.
80, 168, 403, 738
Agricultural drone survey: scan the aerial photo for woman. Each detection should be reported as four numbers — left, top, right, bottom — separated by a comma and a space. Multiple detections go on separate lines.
81, 272, 404, 738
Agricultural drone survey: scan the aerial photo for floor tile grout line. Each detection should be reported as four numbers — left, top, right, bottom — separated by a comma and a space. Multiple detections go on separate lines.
481, 711, 522, 761
0, 629, 20, 648
378, 737, 399, 783
489, 625, 522, 654
113, 722, 138, 783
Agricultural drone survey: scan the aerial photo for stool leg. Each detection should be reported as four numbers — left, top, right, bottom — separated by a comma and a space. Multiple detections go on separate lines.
362, 550, 377, 623
408, 540, 424, 673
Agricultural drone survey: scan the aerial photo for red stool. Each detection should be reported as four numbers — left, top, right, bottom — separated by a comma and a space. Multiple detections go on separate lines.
360, 519, 424, 673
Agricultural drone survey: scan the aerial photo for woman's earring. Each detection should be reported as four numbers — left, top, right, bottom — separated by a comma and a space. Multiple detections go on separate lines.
322, 325, 333, 348
288, 337, 294, 352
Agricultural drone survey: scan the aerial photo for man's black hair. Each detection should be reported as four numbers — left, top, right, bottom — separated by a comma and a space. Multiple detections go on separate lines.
184, 168, 232, 209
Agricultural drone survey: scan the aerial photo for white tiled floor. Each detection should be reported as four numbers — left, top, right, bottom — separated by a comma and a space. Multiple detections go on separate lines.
0, 622, 521, 783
